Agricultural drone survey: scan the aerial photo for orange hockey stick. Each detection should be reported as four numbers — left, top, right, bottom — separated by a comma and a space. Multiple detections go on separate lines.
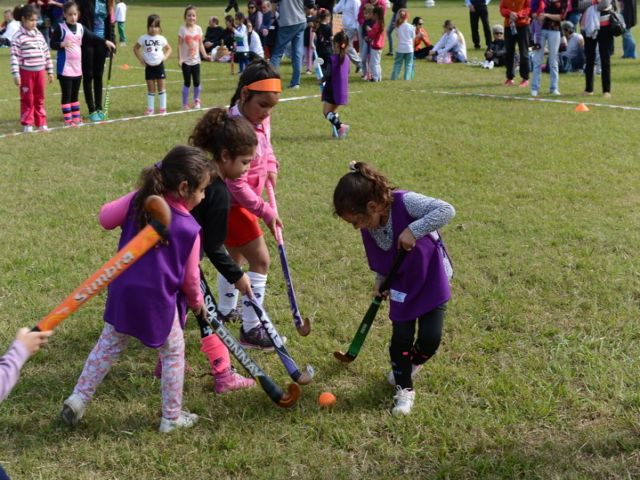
32, 195, 171, 332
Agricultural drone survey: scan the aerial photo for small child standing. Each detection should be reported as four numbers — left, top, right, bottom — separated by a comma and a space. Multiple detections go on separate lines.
304, 4, 317, 74
115, 0, 127, 47
247, 19, 264, 60
321, 30, 350, 139
134, 14, 172, 116
9, 4, 54, 132
233, 12, 250, 73
61, 145, 212, 433
178, 5, 210, 110
366, 5, 385, 81
360, 4, 375, 79
314, 8, 333, 65
390, 8, 415, 80
50, 1, 116, 127
333, 162, 455, 416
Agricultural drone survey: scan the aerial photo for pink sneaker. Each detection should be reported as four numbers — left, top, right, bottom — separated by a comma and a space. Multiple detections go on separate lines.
194, 99, 201, 109
214, 369, 256, 394
503, 79, 514, 86
519, 79, 529, 87
337, 124, 350, 139
145, 108, 154, 116
159, 108, 167, 115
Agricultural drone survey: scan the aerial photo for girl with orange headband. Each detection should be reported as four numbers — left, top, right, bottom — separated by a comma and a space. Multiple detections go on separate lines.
216, 59, 283, 351
321, 30, 351, 139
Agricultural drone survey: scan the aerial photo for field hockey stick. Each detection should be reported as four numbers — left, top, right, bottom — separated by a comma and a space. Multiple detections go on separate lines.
245, 297, 314, 385
32, 196, 171, 332
197, 268, 300, 408
265, 181, 311, 336
333, 249, 408, 363
103, 49, 114, 120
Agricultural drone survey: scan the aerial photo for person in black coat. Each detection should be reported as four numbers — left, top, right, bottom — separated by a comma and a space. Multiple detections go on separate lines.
621, 0, 637, 58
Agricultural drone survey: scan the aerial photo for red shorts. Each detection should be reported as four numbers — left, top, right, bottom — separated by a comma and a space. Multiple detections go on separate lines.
225, 206, 263, 247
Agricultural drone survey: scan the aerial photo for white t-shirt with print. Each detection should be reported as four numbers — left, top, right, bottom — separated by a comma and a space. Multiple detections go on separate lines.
137, 34, 168, 66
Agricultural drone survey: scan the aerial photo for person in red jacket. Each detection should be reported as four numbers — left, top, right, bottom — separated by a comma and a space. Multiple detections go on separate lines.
500, 0, 531, 86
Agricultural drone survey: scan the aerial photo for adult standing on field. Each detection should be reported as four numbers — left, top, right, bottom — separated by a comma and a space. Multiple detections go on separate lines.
620, 0, 637, 58
500, 0, 531, 87
334, 0, 362, 70
386, 0, 407, 56
466, 0, 492, 49
579, 0, 614, 97
269, 0, 312, 89
77, 0, 115, 122
530, 0, 568, 97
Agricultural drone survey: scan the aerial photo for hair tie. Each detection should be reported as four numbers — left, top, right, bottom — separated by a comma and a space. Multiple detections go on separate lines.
348, 161, 357, 173
154, 161, 162, 170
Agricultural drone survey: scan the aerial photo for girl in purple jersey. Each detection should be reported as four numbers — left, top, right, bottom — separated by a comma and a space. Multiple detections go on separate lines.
321, 30, 351, 139
61, 146, 212, 433
333, 162, 455, 416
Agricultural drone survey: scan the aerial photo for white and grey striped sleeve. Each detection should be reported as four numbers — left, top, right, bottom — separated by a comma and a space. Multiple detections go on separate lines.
403, 192, 455, 240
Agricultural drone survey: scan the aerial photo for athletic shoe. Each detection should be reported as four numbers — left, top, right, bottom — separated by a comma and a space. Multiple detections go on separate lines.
503, 79, 514, 86
531, 90, 538, 97
88, 111, 102, 122
145, 108, 154, 116
159, 108, 167, 115
74, 120, 84, 126
218, 308, 241, 324
98, 111, 106, 120
391, 386, 415, 417
603, 92, 612, 98
239, 325, 275, 352
337, 124, 350, 139
64, 121, 75, 128
159, 410, 198, 433
23, 125, 33, 133
486, 60, 494, 69
386, 51, 394, 56
287, 84, 300, 90
214, 368, 256, 393
194, 99, 201, 109
37, 125, 49, 131
61, 393, 86, 426
519, 79, 529, 87
331, 125, 338, 138
182, 104, 190, 110
387, 364, 423, 386
550, 89, 561, 96
306, 70, 312, 74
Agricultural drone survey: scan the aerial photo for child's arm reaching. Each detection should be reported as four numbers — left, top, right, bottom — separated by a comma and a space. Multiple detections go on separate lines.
399, 192, 455, 250
0, 329, 53, 402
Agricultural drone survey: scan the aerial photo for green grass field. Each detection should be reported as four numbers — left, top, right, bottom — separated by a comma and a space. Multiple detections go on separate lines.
0, 0, 639, 478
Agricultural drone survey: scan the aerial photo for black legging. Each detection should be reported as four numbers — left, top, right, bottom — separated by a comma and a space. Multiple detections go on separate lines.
505, 25, 530, 81
585, 25, 612, 94
81, 43, 106, 112
389, 303, 447, 390
181, 63, 201, 88
58, 75, 82, 104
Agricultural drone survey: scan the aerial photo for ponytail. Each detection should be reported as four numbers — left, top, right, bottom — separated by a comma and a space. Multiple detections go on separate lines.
333, 162, 395, 217
396, 8, 408, 29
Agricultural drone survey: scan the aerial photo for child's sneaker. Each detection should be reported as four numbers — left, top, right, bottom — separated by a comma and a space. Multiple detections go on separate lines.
387, 364, 423, 386
159, 108, 167, 115
182, 104, 190, 110
23, 125, 33, 133
194, 99, 201, 109
239, 325, 275, 352
519, 79, 529, 87
88, 111, 101, 122
391, 386, 415, 417
331, 125, 338, 138
218, 308, 241, 324
61, 393, 86, 426
159, 410, 198, 433
214, 368, 256, 393
145, 108, 154, 116
64, 121, 75, 128
37, 125, 49, 131
337, 124, 350, 139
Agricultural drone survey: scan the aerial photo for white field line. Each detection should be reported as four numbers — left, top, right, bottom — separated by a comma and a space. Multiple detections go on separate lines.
430, 90, 640, 112
0, 92, 324, 139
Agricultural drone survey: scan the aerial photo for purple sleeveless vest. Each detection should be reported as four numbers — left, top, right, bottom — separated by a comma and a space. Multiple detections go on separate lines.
361, 190, 451, 322
329, 53, 350, 105
103, 196, 201, 348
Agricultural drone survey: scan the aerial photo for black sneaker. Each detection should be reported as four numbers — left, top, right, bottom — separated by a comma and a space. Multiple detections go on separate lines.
239, 325, 275, 352
219, 309, 241, 324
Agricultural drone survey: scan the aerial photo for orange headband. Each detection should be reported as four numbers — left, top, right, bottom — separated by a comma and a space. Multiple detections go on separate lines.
244, 78, 282, 93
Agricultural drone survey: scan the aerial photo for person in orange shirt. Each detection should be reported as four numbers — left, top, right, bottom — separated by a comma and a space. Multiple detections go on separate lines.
412, 16, 433, 59
499, 0, 531, 86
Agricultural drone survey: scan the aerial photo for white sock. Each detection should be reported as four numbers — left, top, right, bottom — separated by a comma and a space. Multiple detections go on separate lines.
217, 272, 238, 315
241, 271, 267, 331
147, 92, 155, 111
158, 91, 166, 110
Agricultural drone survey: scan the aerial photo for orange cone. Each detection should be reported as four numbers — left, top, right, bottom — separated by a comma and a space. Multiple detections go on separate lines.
120, 63, 129, 70
575, 103, 589, 112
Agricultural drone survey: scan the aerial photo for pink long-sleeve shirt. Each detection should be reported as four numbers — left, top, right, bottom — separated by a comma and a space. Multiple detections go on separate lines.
99, 191, 203, 310
226, 104, 279, 223
0, 340, 29, 402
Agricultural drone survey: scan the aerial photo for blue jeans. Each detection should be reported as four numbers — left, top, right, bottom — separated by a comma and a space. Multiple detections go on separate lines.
622, 28, 637, 58
532, 29, 561, 93
387, 11, 398, 53
269, 22, 306, 87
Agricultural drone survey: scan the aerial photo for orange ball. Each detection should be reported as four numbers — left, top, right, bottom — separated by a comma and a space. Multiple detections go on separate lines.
318, 391, 336, 407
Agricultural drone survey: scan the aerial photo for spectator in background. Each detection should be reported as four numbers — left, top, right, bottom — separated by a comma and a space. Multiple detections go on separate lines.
204, 15, 225, 54
247, 1, 263, 37
269, 0, 310, 89
500, 0, 531, 87
430, 19, 467, 63
483, 23, 506, 66
530, 0, 568, 97
581, 0, 614, 97
620, 0, 636, 58
387, 0, 406, 56
412, 16, 432, 59
259, 0, 275, 58
466, 0, 492, 49
333, 0, 361, 70
0, 8, 20, 47
559, 20, 584, 70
